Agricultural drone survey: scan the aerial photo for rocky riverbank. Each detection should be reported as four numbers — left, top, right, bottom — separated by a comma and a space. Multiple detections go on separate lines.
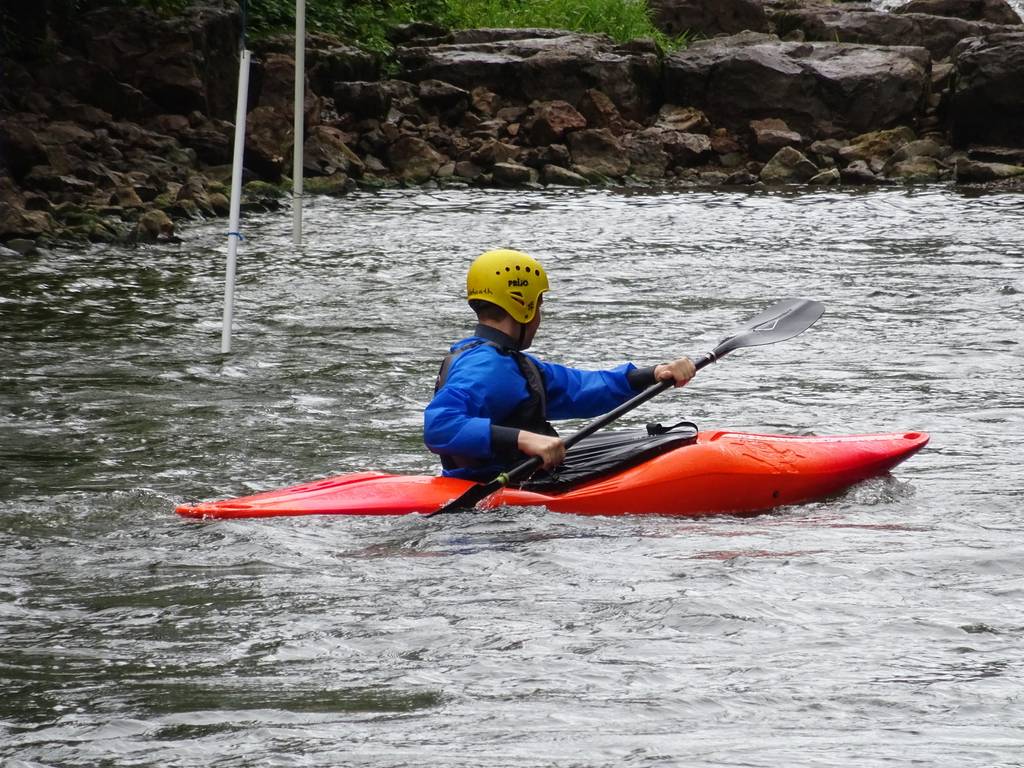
2, 0, 1023, 252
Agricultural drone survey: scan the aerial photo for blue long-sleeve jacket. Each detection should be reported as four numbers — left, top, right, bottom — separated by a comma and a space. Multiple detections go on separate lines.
424, 325, 655, 479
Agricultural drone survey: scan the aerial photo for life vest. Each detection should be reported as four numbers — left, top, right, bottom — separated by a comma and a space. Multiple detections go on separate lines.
434, 339, 558, 471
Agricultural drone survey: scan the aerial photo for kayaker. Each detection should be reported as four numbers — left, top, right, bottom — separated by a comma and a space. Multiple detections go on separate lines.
424, 249, 696, 480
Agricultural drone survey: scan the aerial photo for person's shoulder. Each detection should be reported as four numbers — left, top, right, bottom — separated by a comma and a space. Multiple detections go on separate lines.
525, 352, 561, 372
449, 336, 493, 358
450, 336, 482, 351
448, 339, 508, 375
460, 338, 505, 358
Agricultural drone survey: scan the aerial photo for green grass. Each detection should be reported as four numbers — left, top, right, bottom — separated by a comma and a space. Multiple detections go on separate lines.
245, 0, 688, 55
445, 0, 687, 49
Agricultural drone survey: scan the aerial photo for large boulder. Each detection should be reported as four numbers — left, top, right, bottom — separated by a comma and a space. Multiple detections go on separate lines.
839, 127, 918, 164
470, 139, 521, 167
894, 0, 1023, 25
418, 79, 471, 115
623, 129, 671, 177
955, 157, 1024, 180
0, 113, 166, 194
33, 55, 158, 121
334, 81, 393, 121
253, 53, 320, 129
769, 3, 1016, 59
134, 209, 175, 241
70, 1, 241, 119
653, 104, 711, 134
749, 117, 804, 159
169, 116, 235, 166
577, 89, 631, 135
303, 126, 365, 177
968, 145, 1024, 163
949, 31, 1024, 146
254, 33, 382, 98
661, 131, 714, 166
649, 0, 769, 37
759, 146, 819, 183
523, 100, 588, 145
662, 33, 931, 137
541, 164, 590, 186
567, 128, 630, 177
0, 114, 52, 180
492, 161, 538, 186
245, 107, 291, 181
388, 135, 444, 182
885, 156, 946, 183
0, 203, 56, 239
397, 29, 660, 120
308, 43, 380, 97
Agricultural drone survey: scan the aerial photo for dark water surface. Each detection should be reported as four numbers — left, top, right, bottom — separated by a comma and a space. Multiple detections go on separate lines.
2, 188, 1022, 766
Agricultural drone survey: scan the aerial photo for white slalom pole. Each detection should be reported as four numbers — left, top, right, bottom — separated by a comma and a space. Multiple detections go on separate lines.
292, 0, 306, 245
222, 48, 252, 354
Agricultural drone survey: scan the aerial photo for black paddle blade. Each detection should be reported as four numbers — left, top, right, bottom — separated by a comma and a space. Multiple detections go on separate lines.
428, 455, 543, 516
712, 298, 824, 359
427, 481, 497, 516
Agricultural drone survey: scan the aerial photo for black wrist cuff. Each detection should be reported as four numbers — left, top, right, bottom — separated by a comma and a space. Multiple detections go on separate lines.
627, 366, 658, 390
490, 425, 521, 454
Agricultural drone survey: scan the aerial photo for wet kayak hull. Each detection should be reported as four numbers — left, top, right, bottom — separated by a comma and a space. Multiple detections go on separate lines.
176, 430, 929, 519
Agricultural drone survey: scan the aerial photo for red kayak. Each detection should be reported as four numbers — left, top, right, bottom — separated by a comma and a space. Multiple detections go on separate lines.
176, 429, 929, 519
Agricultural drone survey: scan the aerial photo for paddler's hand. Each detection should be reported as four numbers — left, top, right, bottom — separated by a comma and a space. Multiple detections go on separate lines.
655, 357, 696, 387
517, 431, 566, 470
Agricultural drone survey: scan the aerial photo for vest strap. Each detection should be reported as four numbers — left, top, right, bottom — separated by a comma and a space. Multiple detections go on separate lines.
434, 336, 556, 471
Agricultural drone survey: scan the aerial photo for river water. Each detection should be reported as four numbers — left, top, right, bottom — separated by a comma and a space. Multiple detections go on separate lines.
2, 187, 1022, 766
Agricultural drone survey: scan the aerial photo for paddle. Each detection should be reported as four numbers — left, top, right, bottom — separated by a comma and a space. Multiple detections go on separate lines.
427, 297, 825, 516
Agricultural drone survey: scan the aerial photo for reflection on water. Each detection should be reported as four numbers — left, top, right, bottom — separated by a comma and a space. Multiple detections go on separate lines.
1, 187, 1023, 766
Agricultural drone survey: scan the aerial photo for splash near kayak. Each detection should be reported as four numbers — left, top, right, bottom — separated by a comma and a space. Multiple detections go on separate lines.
175, 429, 929, 519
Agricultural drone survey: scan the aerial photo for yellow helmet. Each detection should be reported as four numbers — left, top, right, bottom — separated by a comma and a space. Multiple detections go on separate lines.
466, 249, 550, 324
